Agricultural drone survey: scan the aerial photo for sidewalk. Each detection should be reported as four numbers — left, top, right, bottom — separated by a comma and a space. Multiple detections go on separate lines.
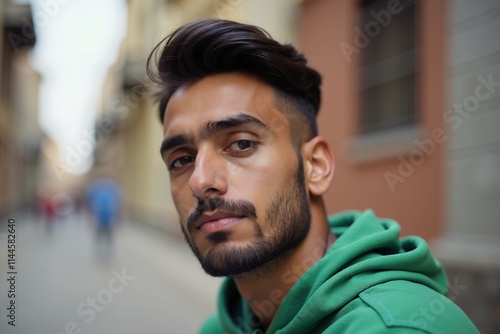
0, 210, 222, 334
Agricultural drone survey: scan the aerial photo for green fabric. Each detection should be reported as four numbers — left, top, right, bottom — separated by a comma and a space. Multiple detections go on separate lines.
200, 210, 479, 333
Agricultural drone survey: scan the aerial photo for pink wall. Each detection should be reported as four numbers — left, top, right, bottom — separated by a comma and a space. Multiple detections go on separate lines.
298, 0, 447, 239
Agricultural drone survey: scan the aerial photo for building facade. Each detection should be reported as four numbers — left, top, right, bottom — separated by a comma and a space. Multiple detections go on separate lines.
299, 0, 499, 332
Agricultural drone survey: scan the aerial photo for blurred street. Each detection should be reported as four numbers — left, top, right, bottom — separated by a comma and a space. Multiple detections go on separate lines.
0, 210, 222, 334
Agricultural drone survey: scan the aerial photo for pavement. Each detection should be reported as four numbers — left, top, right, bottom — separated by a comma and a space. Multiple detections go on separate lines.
0, 209, 223, 334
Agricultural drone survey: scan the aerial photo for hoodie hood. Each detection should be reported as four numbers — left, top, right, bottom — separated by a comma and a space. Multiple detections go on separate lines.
216, 210, 448, 333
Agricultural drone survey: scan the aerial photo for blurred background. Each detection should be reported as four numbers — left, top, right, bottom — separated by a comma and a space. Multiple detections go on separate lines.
0, 0, 498, 333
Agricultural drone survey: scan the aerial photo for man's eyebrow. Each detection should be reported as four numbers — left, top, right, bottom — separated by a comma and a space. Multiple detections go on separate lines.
160, 113, 268, 156
160, 133, 194, 156
200, 113, 268, 141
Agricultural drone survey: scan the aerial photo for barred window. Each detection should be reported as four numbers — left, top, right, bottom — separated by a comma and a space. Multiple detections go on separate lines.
359, 0, 418, 134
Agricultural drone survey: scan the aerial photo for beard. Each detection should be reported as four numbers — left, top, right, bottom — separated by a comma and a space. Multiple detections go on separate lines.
180, 158, 311, 277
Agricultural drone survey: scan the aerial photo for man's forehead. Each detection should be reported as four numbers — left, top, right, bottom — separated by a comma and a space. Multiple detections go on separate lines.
162, 73, 288, 135
166, 73, 270, 111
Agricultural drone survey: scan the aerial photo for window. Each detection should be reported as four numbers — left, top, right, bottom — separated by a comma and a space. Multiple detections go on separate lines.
359, 0, 418, 134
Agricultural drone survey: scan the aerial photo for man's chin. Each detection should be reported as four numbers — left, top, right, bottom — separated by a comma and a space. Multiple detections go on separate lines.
199, 237, 292, 278
198, 242, 264, 277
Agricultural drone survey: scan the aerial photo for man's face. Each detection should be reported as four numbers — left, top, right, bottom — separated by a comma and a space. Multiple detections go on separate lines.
160, 73, 311, 277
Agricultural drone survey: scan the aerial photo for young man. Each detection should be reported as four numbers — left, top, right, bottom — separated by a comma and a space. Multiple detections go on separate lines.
148, 19, 478, 333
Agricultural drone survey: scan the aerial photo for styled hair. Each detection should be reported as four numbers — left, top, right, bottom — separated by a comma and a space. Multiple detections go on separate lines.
147, 18, 322, 136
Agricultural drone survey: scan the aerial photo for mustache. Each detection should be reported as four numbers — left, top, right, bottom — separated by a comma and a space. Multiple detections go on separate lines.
186, 197, 257, 230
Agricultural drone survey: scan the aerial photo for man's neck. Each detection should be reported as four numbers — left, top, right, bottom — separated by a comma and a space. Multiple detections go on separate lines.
233, 215, 335, 331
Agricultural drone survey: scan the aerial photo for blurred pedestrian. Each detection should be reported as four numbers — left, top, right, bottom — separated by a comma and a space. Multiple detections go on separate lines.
85, 177, 123, 259
37, 183, 58, 233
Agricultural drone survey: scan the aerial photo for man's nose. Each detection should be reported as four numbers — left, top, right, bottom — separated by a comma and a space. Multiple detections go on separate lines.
188, 149, 228, 199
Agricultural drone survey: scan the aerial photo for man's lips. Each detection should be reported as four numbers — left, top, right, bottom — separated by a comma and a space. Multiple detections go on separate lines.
195, 212, 245, 234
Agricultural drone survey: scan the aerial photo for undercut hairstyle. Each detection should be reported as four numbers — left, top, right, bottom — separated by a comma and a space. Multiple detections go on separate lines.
147, 18, 322, 144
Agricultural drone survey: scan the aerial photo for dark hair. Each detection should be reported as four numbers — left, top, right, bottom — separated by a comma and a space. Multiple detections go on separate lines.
147, 18, 322, 136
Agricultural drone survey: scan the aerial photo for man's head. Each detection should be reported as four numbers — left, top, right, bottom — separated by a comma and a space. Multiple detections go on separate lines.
148, 18, 321, 148
149, 19, 334, 277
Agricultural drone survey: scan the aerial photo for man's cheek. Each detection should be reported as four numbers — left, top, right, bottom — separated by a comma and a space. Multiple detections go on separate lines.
171, 194, 189, 223
175, 201, 191, 222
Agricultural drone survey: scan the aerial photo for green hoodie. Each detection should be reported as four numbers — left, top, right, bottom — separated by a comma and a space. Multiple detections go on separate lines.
200, 210, 479, 333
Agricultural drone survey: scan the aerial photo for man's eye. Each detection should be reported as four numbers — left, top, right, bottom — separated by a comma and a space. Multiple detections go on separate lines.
228, 140, 256, 152
168, 156, 194, 170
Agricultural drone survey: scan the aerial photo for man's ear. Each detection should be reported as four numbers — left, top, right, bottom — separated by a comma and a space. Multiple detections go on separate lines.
301, 136, 334, 196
